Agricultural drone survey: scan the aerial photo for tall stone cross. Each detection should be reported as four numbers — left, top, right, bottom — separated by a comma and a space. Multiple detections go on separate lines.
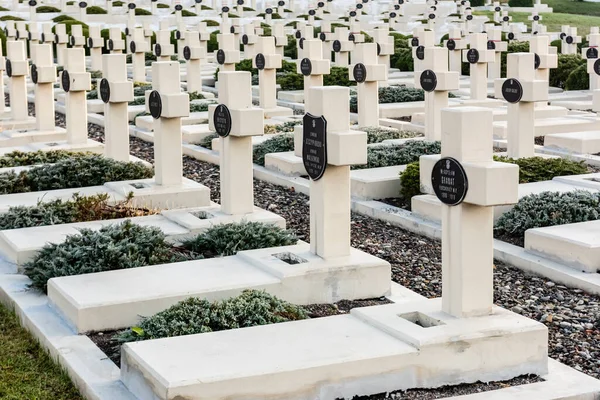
28, 0, 38, 22
208, 71, 264, 215
486, 27, 507, 80
30, 44, 57, 131
106, 27, 125, 55
5, 41, 29, 122
15, 22, 27, 45
130, 27, 149, 83
318, 22, 334, 60
69, 24, 85, 50
561, 26, 581, 55
143, 21, 153, 50
415, 46, 459, 140
444, 26, 467, 74
372, 26, 394, 70
61, 48, 92, 145
463, 9, 474, 34
220, 5, 233, 33
197, 21, 210, 50
303, 86, 367, 259
500, 11, 512, 31
54, 24, 69, 66
462, 33, 494, 100
264, 6, 275, 24
421, 107, 519, 317
100, 54, 133, 161
125, 3, 136, 53
28, 24, 40, 50
297, 39, 330, 114
241, 23, 259, 60
506, 24, 521, 42
585, 31, 600, 90
410, 28, 435, 74
174, 20, 187, 61
40, 23, 54, 47
216, 33, 241, 72
494, 52, 548, 158
349, 43, 387, 127
530, 35, 556, 83
4, 21, 16, 42
148, 62, 189, 185
492, 1, 502, 23
154, 24, 175, 61
273, 23, 287, 57
528, 11, 542, 34
331, 27, 353, 67
254, 36, 280, 112
78, 0, 88, 23
426, 6, 437, 31
87, 26, 104, 72
295, 24, 314, 60
174, 2, 184, 26
183, 31, 207, 93
348, 19, 365, 46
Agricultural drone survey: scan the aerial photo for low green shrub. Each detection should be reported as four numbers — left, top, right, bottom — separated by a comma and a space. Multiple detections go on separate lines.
354, 140, 441, 170
24, 221, 181, 292
128, 97, 145, 106
252, 134, 295, 166
324, 66, 354, 87
52, 14, 76, 22
86, 5, 107, 13
495, 191, 600, 240
182, 221, 298, 258
156, 2, 169, 7
564, 63, 589, 91
199, 133, 218, 149
263, 120, 302, 134
189, 102, 211, 112
362, 127, 421, 144
36, 5, 61, 12
116, 290, 308, 343
0, 150, 88, 168
550, 54, 586, 89
399, 161, 421, 202
133, 85, 151, 96
493, 156, 589, 183
0, 5, 8, 10
0, 15, 25, 21
469, 0, 484, 5
0, 155, 153, 195
135, 8, 151, 15
188, 91, 205, 101
173, 9, 196, 16
508, 0, 532, 6
257, 12, 282, 19
350, 86, 426, 112
203, 19, 219, 26
278, 72, 303, 90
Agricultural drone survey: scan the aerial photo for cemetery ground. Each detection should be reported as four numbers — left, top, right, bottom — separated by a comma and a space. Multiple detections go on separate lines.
474, 10, 600, 36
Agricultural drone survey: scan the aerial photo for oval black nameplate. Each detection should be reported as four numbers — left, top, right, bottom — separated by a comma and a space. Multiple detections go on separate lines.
332, 39, 342, 53
319, 32, 326, 41
29, 0, 37, 6
230, 25, 235, 34
566, 36, 573, 44
130, 40, 136, 53
534, 53, 541, 69
432, 157, 468, 206
79, 1, 87, 7
295, 30, 302, 39
560, 32, 566, 40
349, 10, 356, 17
300, 58, 312, 76
494, 6, 500, 11
154, 43, 162, 56
356, 3, 363, 9
416, 45, 425, 60
108, 38, 114, 51
508, 32, 515, 40
503, 16, 509, 22
61, 70, 71, 92
100, 78, 110, 103
87, 37, 93, 47
587, 47, 599, 59
353, 63, 367, 83
30, 64, 38, 84
447, 39, 456, 50
594, 59, 600, 76
222, 6, 230, 12
5, 59, 11, 78
266, 7, 272, 13
128, 2, 135, 8
318, 1, 324, 6
70, 35, 76, 46
348, 33, 355, 42
303, 113, 328, 181
183, 45, 191, 60
390, 11, 397, 18
255, 53, 265, 70
213, 104, 232, 137
411, 37, 419, 47
237, 0, 243, 4
420, 69, 437, 92
308, 9, 316, 15
466, 48, 479, 64
41, 32, 46, 42
175, 4, 183, 10
502, 78, 523, 103
377, 42, 381, 55
533, 15, 539, 21
216, 49, 226, 65
149, 90, 162, 119
278, 0, 284, 5
299, 37, 305, 49
466, 14, 473, 20
428, 13, 435, 19
241, 34, 249, 45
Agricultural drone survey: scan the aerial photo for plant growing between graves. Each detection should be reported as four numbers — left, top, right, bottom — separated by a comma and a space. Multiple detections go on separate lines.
493, 156, 589, 183
399, 161, 421, 205
550, 54, 586, 89
0, 192, 157, 230
0, 150, 89, 167
115, 290, 308, 345
494, 191, 600, 242
362, 127, 422, 144
353, 140, 442, 170
135, 8, 152, 15
173, 9, 197, 16
25, 221, 298, 292
0, 155, 153, 195
252, 133, 295, 166
85, 5, 107, 13
564, 63, 589, 90
52, 14, 76, 22
0, 15, 25, 21
263, 120, 302, 134
36, 5, 61, 12
156, 2, 169, 7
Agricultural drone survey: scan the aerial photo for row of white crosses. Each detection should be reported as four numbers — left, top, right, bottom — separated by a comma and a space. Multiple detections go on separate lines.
585, 28, 600, 91
349, 43, 387, 127
31, 44, 57, 132
444, 27, 467, 74
463, 33, 494, 101
560, 26, 581, 55
487, 27, 507, 80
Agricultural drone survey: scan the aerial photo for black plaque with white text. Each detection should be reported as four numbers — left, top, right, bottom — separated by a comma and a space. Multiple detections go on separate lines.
216, 49, 226, 65
30, 64, 38, 84
447, 39, 456, 50
431, 157, 468, 206
466, 48, 479, 63
332, 39, 342, 52
183, 46, 191, 60
255, 53, 265, 70
300, 58, 312, 76
594, 59, 600, 76
502, 78, 523, 103
353, 63, 367, 83
587, 47, 598, 59
149, 90, 162, 119
100, 78, 110, 103
302, 113, 327, 181
61, 70, 70, 92
213, 104, 232, 137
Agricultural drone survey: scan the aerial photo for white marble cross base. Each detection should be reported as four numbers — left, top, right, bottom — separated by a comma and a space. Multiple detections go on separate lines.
47, 242, 390, 333
120, 298, 547, 400
0, 116, 37, 131
0, 127, 71, 149
263, 105, 294, 118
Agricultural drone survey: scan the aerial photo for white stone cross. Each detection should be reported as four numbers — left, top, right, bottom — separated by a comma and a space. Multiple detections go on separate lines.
194, 0, 205, 15
410, 28, 435, 73
349, 43, 387, 127
462, 33, 494, 100
304, 86, 367, 259
318, 21, 334, 60
273, 23, 287, 57
6, 41, 29, 122
27, 24, 40, 59
101, 54, 134, 161
254, 36, 280, 111
183, 30, 207, 93
130, 28, 149, 83
562, 26, 581, 55
331, 27, 353, 67
175, 20, 187, 61
585, 31, 600, 90
107, 27, 125, 55
530, 35, 556, 83
426, 6, 437, 31
62, 48, 92, 144
492, 1, 502, 23
372, 26, 394, 70
154, 25, 175, 61
494, 52, 548, 158
174, 2, 184, 26
500, 11, 512, 31
87, 26, 104, 72
444, 26, 467, 74
487, 27, 507, 80
297, 39, 330, 115
349, 19, 365, 45
208, 71, 264, 215
15, 22, 27, 45
4, 21, 16, 41
216, 33, 241, 72
31, 44, 57, 131
29, 0, 37, 22
415, 46, 459, 140
40, 23, 54, 47
148, 61, 189, 185
420, 107, 519, 318
528, 11, 542, 33
126, 3, 136, 53
78, 1, 88, 23
69, 24, 85, 50
241, 23, 259, 60
506, 23, 521, 42
295, 24, 314, 60
220, 5, 233, 33
197, 21, 210, 49
143, 21, 153, 50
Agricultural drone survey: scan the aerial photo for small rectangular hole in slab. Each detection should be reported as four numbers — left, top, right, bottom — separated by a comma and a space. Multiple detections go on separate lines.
192, 211, 212, 220
46, 142, 59, 146
272, 252, 307, 265
130, 182, 149, 189
398, 312, 445, 328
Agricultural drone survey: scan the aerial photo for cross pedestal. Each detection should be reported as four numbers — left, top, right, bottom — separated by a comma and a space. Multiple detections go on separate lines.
494, 53, 548, 158
421, 107, 519, 317
130, 28, 150, 82
87, 26, 104, 72
487, 28, 507, 80
31, 44, 57, 131
444, 27, 466, 74
6, 41, 29, 122
149, 62, 189, 186
183, 31, 207, 94
350, 43, 387, 127
304, 86, 367, 259
415, 46, 459, 140
62, 48, 91, 144
102, 54, 133, 161
216, 33, 241, 72
463, 33, 494, 100
208, 71, 263, 215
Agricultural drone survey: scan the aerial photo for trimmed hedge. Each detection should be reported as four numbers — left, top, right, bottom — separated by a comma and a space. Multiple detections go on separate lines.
493, 156, 588, 183
36, 5, 61, 12
135, 8, 152, 15
0, 150, 87, 168
354, 140, 441, 170
86, 5, 107, 13
400, 161, 421, 202
252, 134, 294, 166
508, 0, 533, 6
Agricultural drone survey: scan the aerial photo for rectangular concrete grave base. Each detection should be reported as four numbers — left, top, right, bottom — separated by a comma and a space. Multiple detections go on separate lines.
120, 298, 547, 400
181, 124, 214, 143
544, 131, 600, 154
0, 116, 37, 131
0, 137, 104, 155
493, 117, 600, 139
135, 112, 209, 131
0, 126, 69, 147
351, 165, 407, 200
263, 106, 294, 118
47, 242, 390, 333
